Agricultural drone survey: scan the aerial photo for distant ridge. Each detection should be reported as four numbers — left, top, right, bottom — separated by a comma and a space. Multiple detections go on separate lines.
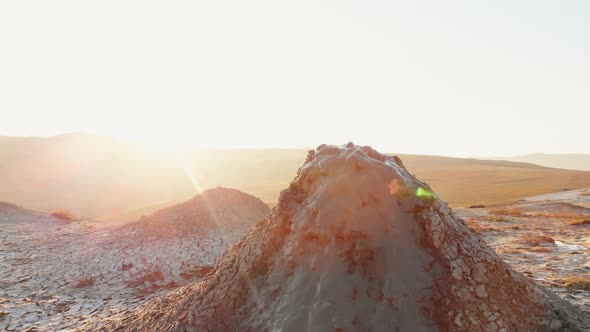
506, 153, 590, 171
397, 153, 550, 169
2, 133, 590, 218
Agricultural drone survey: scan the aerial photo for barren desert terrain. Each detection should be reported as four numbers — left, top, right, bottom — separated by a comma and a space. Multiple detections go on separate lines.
3, 1, 590, 330
1, 145, 589, 331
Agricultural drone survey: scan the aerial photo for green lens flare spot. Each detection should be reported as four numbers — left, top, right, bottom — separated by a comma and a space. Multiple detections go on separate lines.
416, 187, 436, 199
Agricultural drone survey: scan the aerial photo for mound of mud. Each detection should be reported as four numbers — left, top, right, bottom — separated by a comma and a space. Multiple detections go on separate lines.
100, 144, 589, 331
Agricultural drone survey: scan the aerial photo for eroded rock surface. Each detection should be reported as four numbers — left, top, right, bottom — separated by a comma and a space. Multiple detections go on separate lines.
0, 188, 269, 331
98, 144, 590, 331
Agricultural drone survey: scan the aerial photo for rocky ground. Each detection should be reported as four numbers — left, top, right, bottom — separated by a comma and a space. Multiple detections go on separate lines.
455, 188, 590, 313
0, 189, 269, 331
0, 169, 589, 330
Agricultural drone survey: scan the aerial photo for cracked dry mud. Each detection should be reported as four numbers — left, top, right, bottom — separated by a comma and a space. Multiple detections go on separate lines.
0, 189, 269, 331
456, 189, 590, 313
93, 144, 589, 331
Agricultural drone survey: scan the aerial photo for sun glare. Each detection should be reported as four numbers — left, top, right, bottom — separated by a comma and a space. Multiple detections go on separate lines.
129, 133, 193, 153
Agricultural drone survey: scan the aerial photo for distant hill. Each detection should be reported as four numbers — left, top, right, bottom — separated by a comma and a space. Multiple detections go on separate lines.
2, 133, 590, 219
399, 154, 590, 207
506, 153, 590, 171
129, 187, 270, 239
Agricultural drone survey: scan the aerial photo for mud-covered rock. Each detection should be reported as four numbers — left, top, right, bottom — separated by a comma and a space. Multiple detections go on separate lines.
97, 144, 590, 331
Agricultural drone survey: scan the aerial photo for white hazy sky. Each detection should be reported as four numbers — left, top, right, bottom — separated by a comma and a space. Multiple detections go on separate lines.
1, 1, 589, 157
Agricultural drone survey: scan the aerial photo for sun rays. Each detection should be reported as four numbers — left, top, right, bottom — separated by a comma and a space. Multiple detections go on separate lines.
177, 154, 235, 250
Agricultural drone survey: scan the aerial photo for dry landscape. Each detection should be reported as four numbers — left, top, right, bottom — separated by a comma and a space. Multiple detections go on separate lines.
1, 144, 589, 331
0, 189, 269, 331
3, 1, 589, 330
3, 134, 590, 222
457, 190, 590, 312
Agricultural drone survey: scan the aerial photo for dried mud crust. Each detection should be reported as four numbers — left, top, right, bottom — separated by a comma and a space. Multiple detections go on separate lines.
456, 194, 590, 315
419, 201, 588, 331
0, 188, 269, 331
95, 144, 590, 332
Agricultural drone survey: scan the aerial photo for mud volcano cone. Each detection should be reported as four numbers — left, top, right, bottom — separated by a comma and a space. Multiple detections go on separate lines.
105, 144, 589, 332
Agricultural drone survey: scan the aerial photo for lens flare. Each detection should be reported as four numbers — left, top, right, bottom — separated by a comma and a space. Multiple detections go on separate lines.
416, 186, 436, 199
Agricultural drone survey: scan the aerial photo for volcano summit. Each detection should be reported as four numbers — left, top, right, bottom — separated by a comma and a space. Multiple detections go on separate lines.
99, 144, 589, 331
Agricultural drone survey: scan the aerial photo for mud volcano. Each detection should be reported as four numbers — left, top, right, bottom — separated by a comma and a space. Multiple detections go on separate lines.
103, 144, 589, 331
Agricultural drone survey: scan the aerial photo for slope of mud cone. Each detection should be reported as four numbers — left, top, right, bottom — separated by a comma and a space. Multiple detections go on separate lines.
98, 144, 590, 331
82, 187, 271, 297
127, 187, 270, 240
